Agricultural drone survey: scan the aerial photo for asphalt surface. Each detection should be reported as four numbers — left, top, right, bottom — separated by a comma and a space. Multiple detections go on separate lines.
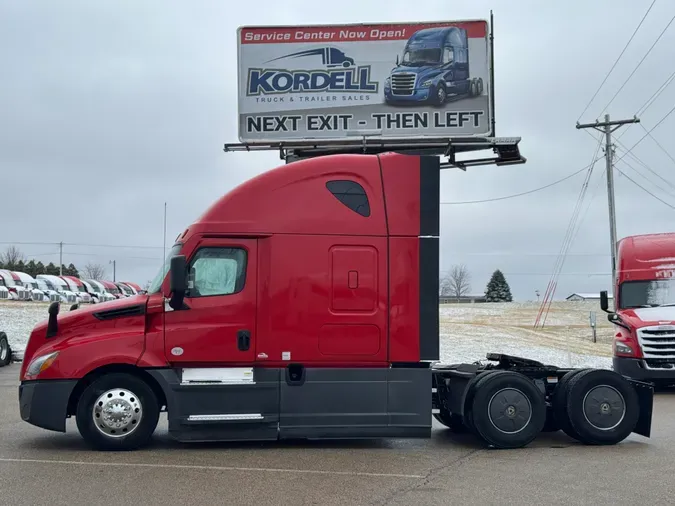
2, 364, 675, 505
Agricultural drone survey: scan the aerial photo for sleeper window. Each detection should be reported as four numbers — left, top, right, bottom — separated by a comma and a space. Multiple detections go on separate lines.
326, 180, 371, 217
188, 247, 247, 297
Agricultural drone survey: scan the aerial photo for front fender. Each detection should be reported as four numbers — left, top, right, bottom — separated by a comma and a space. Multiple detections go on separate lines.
36, 332, 145, 380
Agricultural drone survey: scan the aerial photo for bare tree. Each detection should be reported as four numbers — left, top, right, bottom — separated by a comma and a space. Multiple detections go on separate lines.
448, 264, 471, 300
0, 245, 24, 268
82, 262, 106, 280
439, 272, 453, 296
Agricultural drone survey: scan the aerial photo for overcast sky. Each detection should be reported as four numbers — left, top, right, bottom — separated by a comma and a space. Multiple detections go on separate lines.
1, 0, 674, 300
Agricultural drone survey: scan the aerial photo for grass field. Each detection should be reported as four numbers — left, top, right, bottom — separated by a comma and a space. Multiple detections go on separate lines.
0, 299, 613, 368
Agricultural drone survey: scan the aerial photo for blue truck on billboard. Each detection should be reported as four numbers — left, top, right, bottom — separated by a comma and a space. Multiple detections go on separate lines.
384, 26, 484, 107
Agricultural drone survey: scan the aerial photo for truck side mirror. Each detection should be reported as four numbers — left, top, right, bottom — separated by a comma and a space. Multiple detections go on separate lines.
599, 290, 610, 313
169, 255, 187, 310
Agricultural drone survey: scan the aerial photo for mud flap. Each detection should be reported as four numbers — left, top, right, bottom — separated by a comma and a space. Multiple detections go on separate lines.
628, 378, 654, 438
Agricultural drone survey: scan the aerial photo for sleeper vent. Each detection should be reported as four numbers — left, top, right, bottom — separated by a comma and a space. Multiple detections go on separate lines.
93, 304, 146, 321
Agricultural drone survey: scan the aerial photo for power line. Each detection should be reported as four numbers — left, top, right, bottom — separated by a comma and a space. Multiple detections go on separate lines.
617, 157, 675, 200
535, 134, 604, 328
635, 69, 675, 117
639, 122, 675, 167
616, 65, 675, 141
614, 140, 675, 192
614, 102, 675, 164
614, 160, 675, 210
599, 10, 675, 116
440, 161, 601, 205
577, 0, 658, 121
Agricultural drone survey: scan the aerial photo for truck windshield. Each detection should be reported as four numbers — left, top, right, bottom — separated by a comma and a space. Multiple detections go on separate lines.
620, 279, 675, 308
148, 243, 182, 294
402, 48, 441, 66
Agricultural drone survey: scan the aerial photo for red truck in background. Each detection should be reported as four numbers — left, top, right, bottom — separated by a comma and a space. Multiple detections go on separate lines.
601, 232, 675, 385
18, 153, 654, 451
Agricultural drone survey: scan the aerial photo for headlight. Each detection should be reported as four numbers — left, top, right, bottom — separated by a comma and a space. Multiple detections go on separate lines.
421, 79, 433, 87
385, 77, 390, 87
25, 351, 59, 378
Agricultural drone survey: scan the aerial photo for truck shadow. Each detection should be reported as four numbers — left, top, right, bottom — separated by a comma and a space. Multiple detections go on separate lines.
21, 426, 649, 454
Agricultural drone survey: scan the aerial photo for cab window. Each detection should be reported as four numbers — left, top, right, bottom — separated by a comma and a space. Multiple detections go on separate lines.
188, 247, 247, 297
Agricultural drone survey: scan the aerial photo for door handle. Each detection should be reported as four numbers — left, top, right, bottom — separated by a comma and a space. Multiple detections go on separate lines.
237, 330, 251, 351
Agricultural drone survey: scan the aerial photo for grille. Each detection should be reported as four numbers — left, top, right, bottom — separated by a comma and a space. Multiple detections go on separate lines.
391, 73, 416, 95
49, 293, 60, 302
0, 290, 8, 300
637, 325, 675, 369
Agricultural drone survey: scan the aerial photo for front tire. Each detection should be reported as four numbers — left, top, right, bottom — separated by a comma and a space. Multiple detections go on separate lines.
433, 83, 447, 107
76, 373, 159, 451
0, 333, 11, 367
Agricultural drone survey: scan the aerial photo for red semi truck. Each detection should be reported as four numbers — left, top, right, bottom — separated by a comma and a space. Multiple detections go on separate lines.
601, 232, 675, 385
18, 152, 654, 451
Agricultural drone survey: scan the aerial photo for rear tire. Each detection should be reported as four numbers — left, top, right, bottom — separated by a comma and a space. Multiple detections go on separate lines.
470, 371, 546, 449
76, 372, 159, 451
462, 370, 502, 436
565, 369, 639, 445
552, 368, 593, 441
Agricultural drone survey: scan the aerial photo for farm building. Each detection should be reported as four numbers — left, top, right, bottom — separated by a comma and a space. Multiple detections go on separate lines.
566, 292, 614, 302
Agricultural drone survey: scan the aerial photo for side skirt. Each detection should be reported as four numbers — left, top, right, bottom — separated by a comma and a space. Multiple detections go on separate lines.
147, 366, 431, 442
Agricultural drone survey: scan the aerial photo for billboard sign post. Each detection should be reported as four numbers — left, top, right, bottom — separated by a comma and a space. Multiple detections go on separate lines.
236, 20, 492, 144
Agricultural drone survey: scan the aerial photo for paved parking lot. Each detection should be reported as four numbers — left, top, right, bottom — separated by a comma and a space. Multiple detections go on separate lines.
2, 364, 674, 505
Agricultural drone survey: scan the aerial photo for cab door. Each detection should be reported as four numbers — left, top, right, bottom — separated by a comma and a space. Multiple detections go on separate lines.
164, 238, 257, 365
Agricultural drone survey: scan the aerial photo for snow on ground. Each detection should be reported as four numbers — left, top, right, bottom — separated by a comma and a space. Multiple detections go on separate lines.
0, 299, 613, 369
439, 301, 613, 369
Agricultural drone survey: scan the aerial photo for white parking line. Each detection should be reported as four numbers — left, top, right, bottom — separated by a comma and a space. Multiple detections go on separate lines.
0, 457, 424, 479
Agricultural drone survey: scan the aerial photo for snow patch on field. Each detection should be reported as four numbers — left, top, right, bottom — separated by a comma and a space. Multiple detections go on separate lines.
0, 300, 613, 369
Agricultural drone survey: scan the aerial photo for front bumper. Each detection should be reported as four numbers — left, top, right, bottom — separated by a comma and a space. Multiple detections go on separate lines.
384, 87, 431, 103
19, 379, 77, 432
613, 356, 675, 382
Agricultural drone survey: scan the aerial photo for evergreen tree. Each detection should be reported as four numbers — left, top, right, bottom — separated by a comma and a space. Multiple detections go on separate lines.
65, 263, 79, 277
16, 260, 26, 273
35, 261, 45, 275
484, 269, 513, 302
45, 262, 59, 275
25, 260, 38, 277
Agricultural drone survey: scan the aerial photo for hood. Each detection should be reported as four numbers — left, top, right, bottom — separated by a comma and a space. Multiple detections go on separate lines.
22, 294, 149, 377
619, 306, 675, 327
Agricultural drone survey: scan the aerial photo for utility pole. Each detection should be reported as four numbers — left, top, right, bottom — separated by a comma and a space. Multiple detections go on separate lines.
59, 242, 63, 275
110, 260, 116, 281
576, 114, 639, 299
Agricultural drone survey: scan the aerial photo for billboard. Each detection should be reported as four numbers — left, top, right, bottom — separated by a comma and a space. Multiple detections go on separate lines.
236, 20, 491, 143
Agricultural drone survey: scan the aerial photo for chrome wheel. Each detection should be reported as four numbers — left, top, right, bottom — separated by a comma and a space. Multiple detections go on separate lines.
92, 388, 143, 438
437, 86, 446, 104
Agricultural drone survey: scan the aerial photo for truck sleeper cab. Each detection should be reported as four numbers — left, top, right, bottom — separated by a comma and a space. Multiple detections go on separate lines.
18, 153, 653, 451
384, 25, 483, 106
